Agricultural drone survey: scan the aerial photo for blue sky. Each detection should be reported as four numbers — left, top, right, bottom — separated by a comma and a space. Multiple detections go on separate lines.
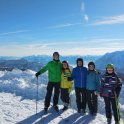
0, 0, 124, 56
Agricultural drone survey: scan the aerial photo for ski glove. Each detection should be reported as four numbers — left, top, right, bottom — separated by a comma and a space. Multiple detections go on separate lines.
115, 84, 122, 98
67, 77, 73, 81
94, 91, 99, 96
100, 93, 102, 98
35, 71, 41, 78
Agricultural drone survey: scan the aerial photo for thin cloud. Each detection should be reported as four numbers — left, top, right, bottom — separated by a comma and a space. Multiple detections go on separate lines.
0, 30, 32, 36
92, 14, 124, 25
81, 1, 89, 22
81, 2, 85, 12
48, 23, 83, 29
84, 14, 89, 22
0, 38, 124, 56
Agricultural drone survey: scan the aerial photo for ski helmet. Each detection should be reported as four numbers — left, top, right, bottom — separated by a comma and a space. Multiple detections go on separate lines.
106, 64, 114, 69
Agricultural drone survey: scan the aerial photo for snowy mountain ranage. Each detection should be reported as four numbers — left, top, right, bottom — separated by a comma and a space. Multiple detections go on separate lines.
0, 50, 124, 76
0, 50, 124, 124
96, 51, 124, 71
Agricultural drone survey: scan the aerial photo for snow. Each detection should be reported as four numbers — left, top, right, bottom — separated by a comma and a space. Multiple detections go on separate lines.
0, 69, 47, 100
0, 92, 106, 124
0, 69, 124, 124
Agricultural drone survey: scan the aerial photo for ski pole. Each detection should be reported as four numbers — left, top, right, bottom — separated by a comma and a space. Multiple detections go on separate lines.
114, 92, 120, 123
36, 77, 38, 115
114, 91, 124, 124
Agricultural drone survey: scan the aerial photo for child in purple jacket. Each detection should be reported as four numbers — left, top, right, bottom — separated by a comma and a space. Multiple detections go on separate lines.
100, 64, 122, 124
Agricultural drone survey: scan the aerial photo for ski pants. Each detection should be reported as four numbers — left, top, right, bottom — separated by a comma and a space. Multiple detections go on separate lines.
75, 87, 87, 111
103, 96, 120, 122
44, 82, 60, 108
87, 90, 98, 113
60, 88, 70, 106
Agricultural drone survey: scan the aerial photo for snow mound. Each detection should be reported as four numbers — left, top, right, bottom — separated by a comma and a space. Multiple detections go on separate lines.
0, 92, 124, 124
0, 69, 124, 124
0, 69, 48, 100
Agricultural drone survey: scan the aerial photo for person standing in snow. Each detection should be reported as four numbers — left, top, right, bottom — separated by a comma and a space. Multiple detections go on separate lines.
86, 61, 100, 116
35, 52, 62, 113
60, 60, 73, 111
100, 64, 122, 124
71, 58, 87, 114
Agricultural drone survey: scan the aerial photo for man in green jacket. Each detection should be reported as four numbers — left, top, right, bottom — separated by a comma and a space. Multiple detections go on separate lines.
35, 52, 62, 113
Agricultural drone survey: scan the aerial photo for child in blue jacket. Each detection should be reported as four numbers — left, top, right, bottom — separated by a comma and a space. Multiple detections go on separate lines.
71, 58, 87, 113
86, 62, 100, 116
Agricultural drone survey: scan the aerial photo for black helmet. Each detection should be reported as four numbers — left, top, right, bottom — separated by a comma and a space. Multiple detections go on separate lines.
53, 52, 59, 57
88, 61, 95, 68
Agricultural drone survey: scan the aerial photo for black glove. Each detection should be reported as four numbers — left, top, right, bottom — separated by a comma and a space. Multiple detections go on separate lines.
67, 77, 72, 81
115, 86, 121, 98
112, 86, 117, 97
35, 71, 41, 78
100, 93, 102, 98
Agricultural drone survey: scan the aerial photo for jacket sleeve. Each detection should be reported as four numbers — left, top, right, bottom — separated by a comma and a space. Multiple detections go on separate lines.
71, 69, 75, 79
39, 63, 49, 74
115, 76, 122, 97
100, 75, 105, 94
68, 81, 73, 93
95, 73, 101, 93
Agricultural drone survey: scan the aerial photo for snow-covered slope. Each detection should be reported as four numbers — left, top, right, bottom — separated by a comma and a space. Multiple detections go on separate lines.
0, 69, 124, 124
0, 69, 48, 100
0, 92, 124, 124
0, 92, 107, 124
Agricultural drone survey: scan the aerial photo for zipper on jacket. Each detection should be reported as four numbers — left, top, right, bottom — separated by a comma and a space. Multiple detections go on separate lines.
80, 67, 83, 88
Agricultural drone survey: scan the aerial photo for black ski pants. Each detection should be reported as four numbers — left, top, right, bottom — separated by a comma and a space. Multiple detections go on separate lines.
75, 87, 87, 111
103, 96, 120, 122
44, 82, 60, 108
60, 88, 70, 104
87, 90, 98, 113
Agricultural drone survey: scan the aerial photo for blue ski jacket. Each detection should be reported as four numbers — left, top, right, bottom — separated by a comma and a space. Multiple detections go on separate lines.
86, 71, 100, 93
72, 67, 87, 88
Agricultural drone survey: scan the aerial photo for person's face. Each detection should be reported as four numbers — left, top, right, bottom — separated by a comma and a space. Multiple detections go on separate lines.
77, 61, 83, 67
53, 54, 59, 60
107, 68, 114, 74
62, 63, 68, 69
88, 65, 94, 70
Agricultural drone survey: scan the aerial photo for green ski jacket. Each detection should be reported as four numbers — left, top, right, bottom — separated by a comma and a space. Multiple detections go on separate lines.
39, 60, 62, 83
